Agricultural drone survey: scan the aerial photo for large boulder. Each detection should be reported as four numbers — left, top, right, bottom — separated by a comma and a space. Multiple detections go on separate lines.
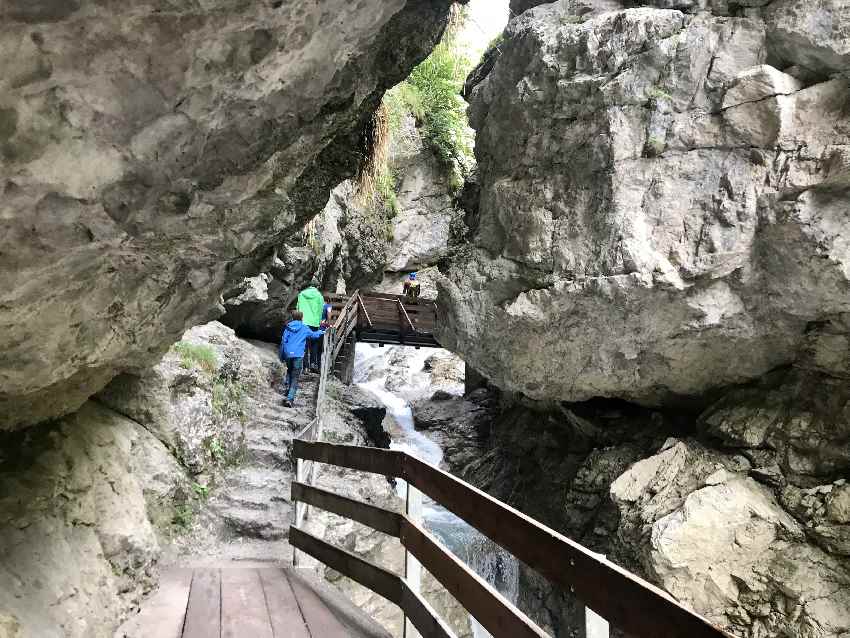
766, 0, 850, 80
439, 1, 850, 406
386, 115, 457, 273
0, 0, 457, 430
611, 440, 850, 637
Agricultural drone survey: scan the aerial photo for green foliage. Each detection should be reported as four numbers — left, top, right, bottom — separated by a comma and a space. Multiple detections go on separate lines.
172, 504, 194, 530
212, 378, 248, 423
204, 435, 225, 462
646, 136, 666, 157
376, 170, 399, 217
559, 14, 585, 25
403, 39, 473, 171
192, 482, 210, 500
647, 86, 674, 103
381, 6, 475, 190
173, 342, 218, 375
487, 32, 505, 51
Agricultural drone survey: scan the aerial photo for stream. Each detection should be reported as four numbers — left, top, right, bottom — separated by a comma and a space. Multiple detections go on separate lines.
354, 344, 519, 638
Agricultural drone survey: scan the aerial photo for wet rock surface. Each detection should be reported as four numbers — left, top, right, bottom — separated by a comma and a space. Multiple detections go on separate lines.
0, 0, 457, 430
432, 382, 850, 637
412, 388, 497, 474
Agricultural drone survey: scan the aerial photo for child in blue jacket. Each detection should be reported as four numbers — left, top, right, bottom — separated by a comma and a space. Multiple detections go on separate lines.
279, 310, 325, 407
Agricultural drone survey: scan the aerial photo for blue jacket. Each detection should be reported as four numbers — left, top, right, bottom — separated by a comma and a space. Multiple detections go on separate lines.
280, 320, 325, 360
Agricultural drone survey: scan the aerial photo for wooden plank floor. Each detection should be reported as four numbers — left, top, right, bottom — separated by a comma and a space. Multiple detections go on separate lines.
115, 567, 392, 638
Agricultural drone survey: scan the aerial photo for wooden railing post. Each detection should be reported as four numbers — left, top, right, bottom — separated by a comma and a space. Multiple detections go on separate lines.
587, 552, 610, 638
403, 482, 423, 638
293, 456, 306, 567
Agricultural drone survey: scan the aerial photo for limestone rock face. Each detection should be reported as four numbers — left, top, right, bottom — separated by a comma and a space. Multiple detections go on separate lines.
386, 116, 457, 273
766, 0, 850, 80
439, 0, 850, 406
0, 0, 456, 430
98, 322, 269, 475
611, 440, 850, 637
0, 401, 178, 638
699, 367, 850, 485
221, 180, 391, 342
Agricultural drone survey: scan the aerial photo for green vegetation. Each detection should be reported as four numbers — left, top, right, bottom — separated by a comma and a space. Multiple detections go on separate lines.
204, 435, 226, 463
646, 136, 666, 157
487, 31, 505, 51
358, 3, 475, 212
212, 378, 248, 423
173, 342, 218, 375
559, 14, 585, 25
647, 86, 674, 103
172, 504, 194, 530
387, 6, 474, 177
191, 482, 209, 500
375, 168, 400, 217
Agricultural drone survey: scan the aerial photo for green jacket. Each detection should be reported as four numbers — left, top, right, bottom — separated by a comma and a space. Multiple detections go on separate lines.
297, 287, 325, 327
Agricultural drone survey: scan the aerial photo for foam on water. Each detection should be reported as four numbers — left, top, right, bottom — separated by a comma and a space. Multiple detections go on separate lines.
354, 344, 518, 638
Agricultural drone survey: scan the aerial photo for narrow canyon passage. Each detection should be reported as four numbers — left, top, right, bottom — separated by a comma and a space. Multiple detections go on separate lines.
2, 0, 850, 636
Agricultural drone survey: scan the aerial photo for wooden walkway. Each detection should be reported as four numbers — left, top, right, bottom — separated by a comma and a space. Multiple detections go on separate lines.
327, 291, 440, 349
116, 567, 391, 638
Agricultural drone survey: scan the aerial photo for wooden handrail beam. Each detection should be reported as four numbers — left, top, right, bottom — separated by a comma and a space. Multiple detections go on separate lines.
332, 290, 359, 331
294, 440, 404, 477
288, 527, 456, 638
397, 299, 416, 333
356, 293, 374, 329
400, 519, 547, 638
289, 527, 401, 606
293, 440, 732, 638
291, 482, 402, 537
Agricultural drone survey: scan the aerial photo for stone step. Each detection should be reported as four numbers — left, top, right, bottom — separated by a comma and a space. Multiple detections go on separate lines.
244, 427, 294, 449
219, 505, 290, 541
245, 444, 292, 470
227, 467, 291, 490
216, 486, 289, 511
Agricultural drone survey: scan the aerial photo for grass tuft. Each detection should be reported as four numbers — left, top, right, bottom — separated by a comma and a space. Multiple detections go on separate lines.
173, 342, 218, 375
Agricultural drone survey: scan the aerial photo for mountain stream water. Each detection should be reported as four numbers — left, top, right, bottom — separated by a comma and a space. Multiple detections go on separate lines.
354, 344, 519, 638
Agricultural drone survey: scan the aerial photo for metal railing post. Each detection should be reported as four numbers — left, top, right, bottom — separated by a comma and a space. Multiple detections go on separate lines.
403, 482, 423, 638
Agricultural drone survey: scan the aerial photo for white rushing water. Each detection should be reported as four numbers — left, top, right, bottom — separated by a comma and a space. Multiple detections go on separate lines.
354, 344, 519, 638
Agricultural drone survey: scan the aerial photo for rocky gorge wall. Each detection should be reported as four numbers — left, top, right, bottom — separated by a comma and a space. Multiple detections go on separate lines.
0, 0, 458, 430
220, 110, 461, 341
440, 0, 850, 406
419, 375, 850, 637
0, 5, 463, 631
428, 0, 850, 636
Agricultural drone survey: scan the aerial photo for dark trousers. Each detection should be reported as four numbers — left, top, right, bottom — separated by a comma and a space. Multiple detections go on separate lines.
305, 325, 320, 369
285, 357, 303, 402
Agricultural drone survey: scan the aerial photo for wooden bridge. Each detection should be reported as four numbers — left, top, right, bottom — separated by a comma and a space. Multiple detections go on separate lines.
328, 290, 441, 349
123, 290, 733, 638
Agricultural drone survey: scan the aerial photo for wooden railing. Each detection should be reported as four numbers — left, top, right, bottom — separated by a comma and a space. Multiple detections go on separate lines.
290, 441, 733, 638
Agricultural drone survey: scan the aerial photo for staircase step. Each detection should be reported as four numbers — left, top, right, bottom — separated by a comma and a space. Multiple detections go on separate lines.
216, 486, 289, 511
219, 506, 291, 540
